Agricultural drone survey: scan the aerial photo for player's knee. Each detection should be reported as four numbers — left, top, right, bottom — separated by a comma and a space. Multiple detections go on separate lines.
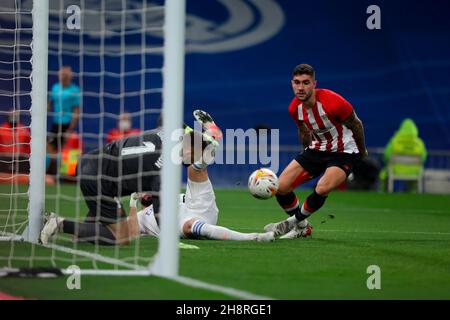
117, 238, 130, 246
277, 178, 293, 194
315, 182, 331, 196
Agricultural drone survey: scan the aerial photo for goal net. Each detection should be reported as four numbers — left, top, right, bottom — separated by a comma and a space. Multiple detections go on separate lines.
0, 0, 185, 277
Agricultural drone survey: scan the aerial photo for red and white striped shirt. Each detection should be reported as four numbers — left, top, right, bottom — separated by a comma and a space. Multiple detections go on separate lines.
288, 89, 358, 154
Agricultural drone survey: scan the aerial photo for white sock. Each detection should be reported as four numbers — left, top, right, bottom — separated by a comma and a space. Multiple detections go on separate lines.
192, 143, 217, 171
191, 220, 257, 241
298, 219, 308, 228
192, 162, 208, 171
300, 203, 313, 216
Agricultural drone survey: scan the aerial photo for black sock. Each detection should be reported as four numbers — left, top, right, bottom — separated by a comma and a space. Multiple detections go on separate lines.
62, 220, 116, 246
62, 219, 75, 234
294, 190, 327, 221
276, 192, 300, 217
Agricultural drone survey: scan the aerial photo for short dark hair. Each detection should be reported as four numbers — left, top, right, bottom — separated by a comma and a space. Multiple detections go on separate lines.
140, 194, 153, 207
292, 64, 315, 78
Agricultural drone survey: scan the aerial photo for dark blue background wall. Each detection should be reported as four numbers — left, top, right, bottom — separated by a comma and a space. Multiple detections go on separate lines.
184, 0, 450, 151
1, 0, 449, 152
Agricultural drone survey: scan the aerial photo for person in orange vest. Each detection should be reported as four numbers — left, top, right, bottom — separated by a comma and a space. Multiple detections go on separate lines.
0, 109, 31, 183
59, 132, 82, 177
106, 112, 140, 143
0, 109, 30, 157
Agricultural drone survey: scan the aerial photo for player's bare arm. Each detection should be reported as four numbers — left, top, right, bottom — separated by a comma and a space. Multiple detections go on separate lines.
343, 111, 368, 157
297, 121, 312, 149
127, 193, 141, 240
107, 220, 130, 245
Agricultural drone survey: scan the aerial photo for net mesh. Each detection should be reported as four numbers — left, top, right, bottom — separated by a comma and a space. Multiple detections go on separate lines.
0, 0, 33, 241
0, 0, 168, 273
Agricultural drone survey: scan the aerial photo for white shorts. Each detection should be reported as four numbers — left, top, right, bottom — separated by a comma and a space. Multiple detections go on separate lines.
179, 178, 219, 235
137, 178, 219, 238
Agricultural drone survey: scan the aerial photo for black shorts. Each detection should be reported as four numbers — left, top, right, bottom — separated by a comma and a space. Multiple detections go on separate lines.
295, 148, 360, 178
79, 154, 124, 224
47, 123, 70, 151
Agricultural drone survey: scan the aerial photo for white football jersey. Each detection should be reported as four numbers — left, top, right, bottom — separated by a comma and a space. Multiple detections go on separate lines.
136, 179, 219, 238
137, 204, 159, 238
136, 192, 188, 238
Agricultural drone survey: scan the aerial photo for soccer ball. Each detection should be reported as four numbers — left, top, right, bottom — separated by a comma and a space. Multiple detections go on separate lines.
248, 168, 279, 200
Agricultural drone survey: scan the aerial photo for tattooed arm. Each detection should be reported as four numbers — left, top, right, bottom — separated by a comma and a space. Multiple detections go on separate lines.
298, 121, 312, 150
342, 111, 368, 157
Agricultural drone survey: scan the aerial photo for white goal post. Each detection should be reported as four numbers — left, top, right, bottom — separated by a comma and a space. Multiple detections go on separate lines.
152, 0, 186, 278
0, 0, 186, 278
25, 0, 49, 244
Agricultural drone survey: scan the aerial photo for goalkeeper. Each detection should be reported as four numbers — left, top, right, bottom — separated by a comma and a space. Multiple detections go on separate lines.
40, 121, 164, 246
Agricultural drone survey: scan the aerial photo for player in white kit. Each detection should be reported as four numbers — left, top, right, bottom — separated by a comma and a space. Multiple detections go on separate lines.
127, 110, 275, 242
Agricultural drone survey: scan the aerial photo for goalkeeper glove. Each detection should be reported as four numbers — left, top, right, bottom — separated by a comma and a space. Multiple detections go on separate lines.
129, 192, 139, 208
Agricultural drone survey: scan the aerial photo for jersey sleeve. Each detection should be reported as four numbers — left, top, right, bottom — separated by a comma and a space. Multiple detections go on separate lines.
324, 90, 354, 122
136, 211, 146, 234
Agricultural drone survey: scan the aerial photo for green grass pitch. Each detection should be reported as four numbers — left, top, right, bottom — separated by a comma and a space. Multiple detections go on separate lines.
1, 184, 450, 300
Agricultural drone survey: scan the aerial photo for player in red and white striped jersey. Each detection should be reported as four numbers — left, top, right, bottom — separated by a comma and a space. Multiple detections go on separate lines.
265, 64, 367, 239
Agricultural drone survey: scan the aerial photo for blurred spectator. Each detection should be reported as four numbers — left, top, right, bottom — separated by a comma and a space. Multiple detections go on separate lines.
106, 112, 140, 143
346, 157, 380, 190
59, 132, 83, 178
379, 118, 427, 191
47, 66, 80, 154
0, 109, 31, 178
0, 109, 30, 157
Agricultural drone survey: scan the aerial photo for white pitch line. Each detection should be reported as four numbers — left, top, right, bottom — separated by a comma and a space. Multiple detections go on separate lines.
330, 207, 450, 214
59, 269, 274, 299
231, 227, 450, 236
172, 275, 274, 300
225, 205, 450, 214
316, 229, 450, 236
45, 243, 146, 271
43, 244, 274, 300
62, 268, 151, 276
